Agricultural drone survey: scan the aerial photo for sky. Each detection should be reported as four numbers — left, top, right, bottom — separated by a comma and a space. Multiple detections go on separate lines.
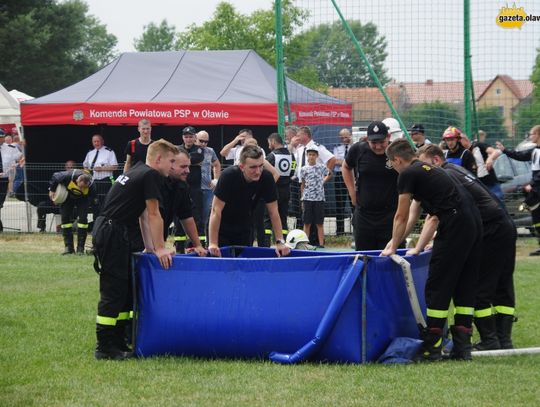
83, 0, 540, 83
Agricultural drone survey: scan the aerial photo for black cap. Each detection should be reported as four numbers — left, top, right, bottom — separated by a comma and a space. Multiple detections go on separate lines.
182, 126, 196, 135
367, 121, 389, 141
0, 129, 5, 136
409, 124, 425, 134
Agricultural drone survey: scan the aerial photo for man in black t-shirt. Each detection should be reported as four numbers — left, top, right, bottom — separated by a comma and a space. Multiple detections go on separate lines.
92, 139, 178, 360
418, 144, 517, 351
174, 126, 205, 251
208, 145, 290, 258
265, 133, 293, 242
123, 119, 153, 173
382, 139, 482, 362
342, 121, 399, 250
161, 149, 206, 256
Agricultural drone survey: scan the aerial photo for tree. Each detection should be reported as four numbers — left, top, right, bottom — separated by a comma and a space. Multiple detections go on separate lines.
401, 102, 462, 142
286, 20, 389, 88
476, 106, 507, 142
176, 1, 307, 66
134, 20, 177, 52
514, 44, 540, 139
0, 0, 117, 97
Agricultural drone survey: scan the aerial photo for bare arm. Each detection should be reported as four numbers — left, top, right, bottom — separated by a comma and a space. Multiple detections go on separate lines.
208, 195, 225, 257
266, 200, 290, 257
264, 160, 280, 182
381, 193, 412, 256
342, 161, 357, 207
180, 217, 207, 256
414, 214, 439, 252
220, 135, 243, 158
403, 199, 422, 238
212, 159, 221, 180
140, 199, 172, 268
485, 146, 502, 171
326, 157, 336, 176
123, 155, 132, 173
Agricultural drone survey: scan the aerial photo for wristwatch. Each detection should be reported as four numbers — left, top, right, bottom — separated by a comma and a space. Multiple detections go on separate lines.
276, 239, 285, 245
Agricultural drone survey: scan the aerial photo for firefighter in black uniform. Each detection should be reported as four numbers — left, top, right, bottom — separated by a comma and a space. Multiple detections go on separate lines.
342, 121, 400, 250
265, 133, 293, 245
173, 126, 205, 253
442, 126, 476, 173
161, 148, 206, 256
208, 145, 290, 258
382, 139, 482, 361
418, 144, 517, 350
49, 169, 95, 255
92, 139, 177, 360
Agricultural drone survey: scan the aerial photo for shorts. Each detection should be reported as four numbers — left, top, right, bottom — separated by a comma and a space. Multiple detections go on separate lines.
303, 200, 324, 225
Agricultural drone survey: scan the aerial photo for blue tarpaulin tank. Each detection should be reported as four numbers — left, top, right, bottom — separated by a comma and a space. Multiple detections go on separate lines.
133, 247, 430, 363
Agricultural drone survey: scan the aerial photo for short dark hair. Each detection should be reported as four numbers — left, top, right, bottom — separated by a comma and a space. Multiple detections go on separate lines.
385, 139, 416, 161
298, 126, 312, 138
267, 132, 284, 145
239, 144, 263, 164
239, 128, 253, 136
416, 144, 445, 161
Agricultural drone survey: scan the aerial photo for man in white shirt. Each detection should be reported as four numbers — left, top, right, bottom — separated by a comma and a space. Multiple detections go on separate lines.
333, 128, 353, 235
0, 129, 23, 232
83, 134, 118, 217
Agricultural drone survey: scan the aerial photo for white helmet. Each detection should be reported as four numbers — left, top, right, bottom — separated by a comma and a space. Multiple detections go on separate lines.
383, 117, 404, 141
285, 229, 310, 249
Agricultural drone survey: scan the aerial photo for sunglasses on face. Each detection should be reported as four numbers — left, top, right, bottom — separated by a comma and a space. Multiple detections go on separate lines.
198, 139, 209, 144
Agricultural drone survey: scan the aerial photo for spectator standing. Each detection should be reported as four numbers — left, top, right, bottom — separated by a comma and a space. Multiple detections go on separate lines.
123, 119, 153, 173
300, 145, 331, 247
220, 128, 265, 164
496, 126, 540, 256
83, 134, 118, 217
342, 121, 400, 250
266, 133, 293, 240
195, 130, 221, 232
409, 123, 431, 148
333, 128, 353, 235
0, 129, 23, 232
49, 169, 95, 254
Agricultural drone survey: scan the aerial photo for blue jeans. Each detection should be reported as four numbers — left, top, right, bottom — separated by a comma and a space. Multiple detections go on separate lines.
489, 183, 504, 202
202, 189, 214, 229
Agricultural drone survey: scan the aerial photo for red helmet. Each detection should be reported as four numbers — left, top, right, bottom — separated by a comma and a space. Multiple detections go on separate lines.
442, 126, 462, 139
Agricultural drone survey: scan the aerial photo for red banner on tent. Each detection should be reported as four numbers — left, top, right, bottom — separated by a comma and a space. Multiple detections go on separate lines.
21, 102, 352, 127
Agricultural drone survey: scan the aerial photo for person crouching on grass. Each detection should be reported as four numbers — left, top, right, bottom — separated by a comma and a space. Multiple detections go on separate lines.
300, 145, 332, 248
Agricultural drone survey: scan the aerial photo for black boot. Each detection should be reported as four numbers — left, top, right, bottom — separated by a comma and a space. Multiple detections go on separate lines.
76, 229, 87, 255
95, 325, 133, 360
449, 325, 473, 361
473, 316, 501, 351
496, 314, 515, 349
413, 327, 443, 362
114, 320, 133, 352
62, 227, 74, 255
37, 218, 46, 233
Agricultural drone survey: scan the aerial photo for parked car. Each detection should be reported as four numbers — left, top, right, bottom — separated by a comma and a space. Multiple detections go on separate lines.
493, 147, 533, 235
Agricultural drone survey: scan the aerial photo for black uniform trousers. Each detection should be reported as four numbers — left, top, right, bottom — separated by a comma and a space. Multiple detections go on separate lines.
61, 196, 90, 227
533, 204, 540, 245
426, 208, 482, 329
92, 178, 114, 218
333, 172, 349, 235
93, 216, 133, 326
475, 217, 516, 312
353, 208, 395, 251
263, 183, 290, 245
174, 187, 205, 250
0, 178, 9, 232
289, 180, 302, 228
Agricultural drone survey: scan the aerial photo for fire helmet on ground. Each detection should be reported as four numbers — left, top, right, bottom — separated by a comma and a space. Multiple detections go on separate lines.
285, 229, 310, 249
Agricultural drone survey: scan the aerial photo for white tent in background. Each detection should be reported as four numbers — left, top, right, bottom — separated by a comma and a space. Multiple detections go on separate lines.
0, 83, 21, 125
9, 89, 34, 103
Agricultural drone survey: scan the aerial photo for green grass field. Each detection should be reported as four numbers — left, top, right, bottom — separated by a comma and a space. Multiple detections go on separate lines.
1, 234, 539, 406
